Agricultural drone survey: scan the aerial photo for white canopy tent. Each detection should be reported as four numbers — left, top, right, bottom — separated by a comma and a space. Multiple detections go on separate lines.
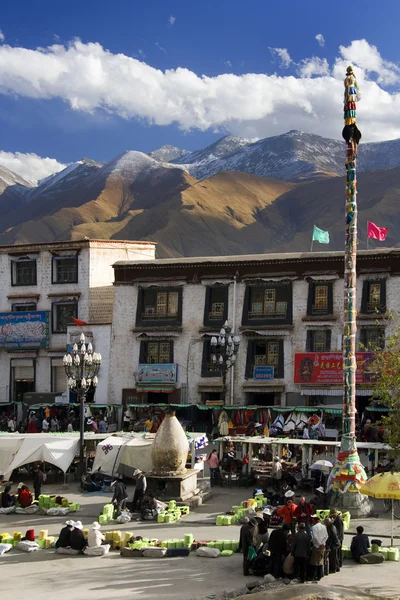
0, 437, 24, 477
4, 437, 79, 479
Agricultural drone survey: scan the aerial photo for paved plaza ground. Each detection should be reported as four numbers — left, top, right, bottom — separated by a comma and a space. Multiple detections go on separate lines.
1, 480, 399, 600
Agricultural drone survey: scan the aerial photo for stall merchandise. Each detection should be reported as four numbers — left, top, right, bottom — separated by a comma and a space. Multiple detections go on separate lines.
38, 494, 80, 514
215, 496, 268, 525
156, 501, 190, 523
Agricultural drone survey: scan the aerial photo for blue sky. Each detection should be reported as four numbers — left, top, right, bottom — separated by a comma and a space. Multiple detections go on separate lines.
1, 0, 400, 180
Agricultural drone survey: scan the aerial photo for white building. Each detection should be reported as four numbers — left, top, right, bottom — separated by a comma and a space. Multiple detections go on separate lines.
109, 249, 397, 412
0, 239, 155, 403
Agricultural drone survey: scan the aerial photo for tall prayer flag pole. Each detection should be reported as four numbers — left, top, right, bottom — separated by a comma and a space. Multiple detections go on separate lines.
327, 66, 371, 516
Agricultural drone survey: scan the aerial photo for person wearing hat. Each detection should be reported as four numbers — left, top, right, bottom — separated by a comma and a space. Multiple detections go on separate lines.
83, 521, 110, 556
311, 486, 328, 511
309, 514, 328, 581
55, 520, 74, 549
239, 517, 258, 576
275, 494, 297, 534
70, 521, 87, 553
329, 509, 344, 567
131, 469, 147, 512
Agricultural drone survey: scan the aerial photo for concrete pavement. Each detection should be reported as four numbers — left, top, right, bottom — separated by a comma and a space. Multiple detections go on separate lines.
1, 481, 399, 600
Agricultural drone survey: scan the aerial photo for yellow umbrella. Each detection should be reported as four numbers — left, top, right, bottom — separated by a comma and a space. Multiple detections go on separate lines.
360, 471, 400, 546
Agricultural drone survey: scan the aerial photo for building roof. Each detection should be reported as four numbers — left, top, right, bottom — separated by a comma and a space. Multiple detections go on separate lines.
0, 239, 156, 254
113, 248, 399, 283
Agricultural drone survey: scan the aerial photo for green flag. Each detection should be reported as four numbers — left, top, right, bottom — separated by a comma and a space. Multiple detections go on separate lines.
312, 225, 330, 244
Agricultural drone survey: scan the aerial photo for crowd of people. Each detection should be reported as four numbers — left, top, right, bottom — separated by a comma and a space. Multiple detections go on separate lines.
56, 520, 110, 556
239, 506, 374, 581
0, 410, 109, 434
0, 465, 44, 509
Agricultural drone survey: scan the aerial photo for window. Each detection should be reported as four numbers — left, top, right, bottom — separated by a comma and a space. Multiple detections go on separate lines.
245, 339, 284, 379
51, 358, 67, 393
52, 301, 78, 333
52, 256, 78, 283
243, 283, 292, 325
11, 258, 37, 286
137, 287, 182, 326
306, 329, 332, 352
359, 327, 385, 350
201, 340, 222, 377
204, 285, 228, 325
361, 280, 386, 314
139, 340, 173, 364
307, 282, 333, 316
12, 303, 37, 312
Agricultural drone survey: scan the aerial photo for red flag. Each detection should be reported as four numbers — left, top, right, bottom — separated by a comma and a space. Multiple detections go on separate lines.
72, 317, 88, 326
367, 221, 388, 241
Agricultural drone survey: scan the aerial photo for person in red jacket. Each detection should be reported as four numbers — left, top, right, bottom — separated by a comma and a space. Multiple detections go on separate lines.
18, 485, 33, 508
275, 494, 297, 534
293, 496, 313, 536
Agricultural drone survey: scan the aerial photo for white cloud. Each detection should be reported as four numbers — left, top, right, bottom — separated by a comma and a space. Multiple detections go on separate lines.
155, 42, 166, 54
0, 30, 5, 43
315, 34, 325, 47
269, 47, 292, 68
298, 57, 329, 78
0, 151, 66, 182
138, 48, 145, 59
1, 39, 400, 142
168, 16, 176, 26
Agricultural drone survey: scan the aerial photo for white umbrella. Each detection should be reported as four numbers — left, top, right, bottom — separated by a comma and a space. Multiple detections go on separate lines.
310, 460, 333, 473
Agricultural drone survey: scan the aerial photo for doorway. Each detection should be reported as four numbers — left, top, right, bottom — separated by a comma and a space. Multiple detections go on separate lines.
10, 358, 35, 402
246, 392, 277, 406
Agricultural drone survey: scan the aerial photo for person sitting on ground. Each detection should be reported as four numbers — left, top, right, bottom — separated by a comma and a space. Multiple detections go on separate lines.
84, 521, 110, 556
70, 521, 87, 552
1, 485, 15, 508
18, 484, 33, 508
111, 477, 128, 514
351, 526, 370, 562
55, 520, 74, 548
139, 492, 159, 521
81, 469, 102, 493
291, 522, 310, 583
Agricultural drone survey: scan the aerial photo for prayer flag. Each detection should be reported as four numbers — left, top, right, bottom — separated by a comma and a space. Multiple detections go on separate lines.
367, 221, 388, 241
312, 225, 330, 244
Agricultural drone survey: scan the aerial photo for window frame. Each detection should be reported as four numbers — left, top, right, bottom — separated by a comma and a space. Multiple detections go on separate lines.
11, 302, 37, 312
52, 300, 78, 334
201, 339, 223, 377
11, 258, 37, 287
245, 339, 284, 379
52, 255, 79, 284
203, 285, 229, 326
359, 326, 385, 350
136, 287, 183, 327
242, 283, 293, 326
306, 281, 333, 316
306, 329, 332, 352
361, 280, 386, 315
139, 340, 174, 364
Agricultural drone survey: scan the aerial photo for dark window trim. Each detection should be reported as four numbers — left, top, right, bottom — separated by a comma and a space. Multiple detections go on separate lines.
139, 340, 174, 364
11, 258, 37, 287
10, 357, 36, 402
52, 300, 78, 334
136, 286, 183, 327
242, 282, 293, 326
306, 329, 332, 352
306, 281, 333, 317
51, 255, 79, 284
11, 302, 37, 312
203, 284, 229, 327
245, 338, 284, 379
360, 279, 386, 315
201, 339, 222, 377
359, 326, 385, 350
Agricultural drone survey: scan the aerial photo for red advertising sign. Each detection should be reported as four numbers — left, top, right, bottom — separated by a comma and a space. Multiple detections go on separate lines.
294, 352, 375, 385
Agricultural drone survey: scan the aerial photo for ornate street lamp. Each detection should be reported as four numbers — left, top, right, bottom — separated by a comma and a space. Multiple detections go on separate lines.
210, 321, 240, 404
63, 332, 102, 473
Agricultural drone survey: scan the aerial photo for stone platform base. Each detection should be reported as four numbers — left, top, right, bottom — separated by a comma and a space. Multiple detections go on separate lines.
146, 469, 198, 502
332, 490, 374, 518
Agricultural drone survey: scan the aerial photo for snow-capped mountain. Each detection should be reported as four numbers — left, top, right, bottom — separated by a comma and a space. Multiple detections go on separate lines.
149, 145, 189, 163
0, 165, 35, 194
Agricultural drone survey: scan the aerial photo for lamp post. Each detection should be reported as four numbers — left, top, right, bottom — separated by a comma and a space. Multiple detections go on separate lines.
63, 333, 102, 474
210, 321, 240, 405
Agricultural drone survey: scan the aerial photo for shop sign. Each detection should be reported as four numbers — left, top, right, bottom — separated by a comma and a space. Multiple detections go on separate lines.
294, 352, 375, 385
0, 311, 49, 349
254, 366, 275, 380
137, 363, 177, 383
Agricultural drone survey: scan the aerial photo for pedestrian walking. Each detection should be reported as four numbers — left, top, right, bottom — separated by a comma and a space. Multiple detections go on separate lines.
131, 469, 146, 512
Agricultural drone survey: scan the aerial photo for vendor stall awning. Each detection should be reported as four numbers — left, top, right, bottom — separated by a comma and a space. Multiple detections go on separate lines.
365, 406, 391, 412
